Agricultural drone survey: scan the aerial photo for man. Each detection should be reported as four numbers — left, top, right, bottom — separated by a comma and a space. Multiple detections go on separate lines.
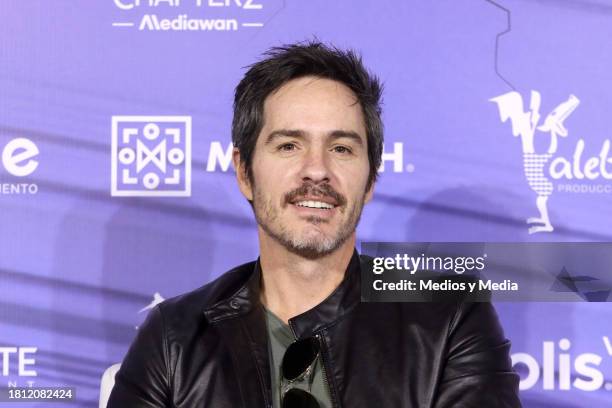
107, 41, 521, 407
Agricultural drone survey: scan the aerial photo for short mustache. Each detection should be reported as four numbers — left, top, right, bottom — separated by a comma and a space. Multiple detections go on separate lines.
284, 183, 346, 207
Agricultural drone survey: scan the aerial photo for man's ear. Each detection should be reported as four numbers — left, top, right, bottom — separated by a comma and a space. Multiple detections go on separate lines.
364, 180, 375, 204
232, 148, 254, 201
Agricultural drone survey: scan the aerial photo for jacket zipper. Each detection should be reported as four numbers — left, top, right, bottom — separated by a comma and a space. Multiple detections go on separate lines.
317, 333, 340, 408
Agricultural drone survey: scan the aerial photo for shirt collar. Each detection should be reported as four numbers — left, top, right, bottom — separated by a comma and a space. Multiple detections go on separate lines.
287, 249, 362, 338
203, 249, 363, 339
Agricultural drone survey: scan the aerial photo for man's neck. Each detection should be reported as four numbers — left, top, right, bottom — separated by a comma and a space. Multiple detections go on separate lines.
258, 233, 356, 324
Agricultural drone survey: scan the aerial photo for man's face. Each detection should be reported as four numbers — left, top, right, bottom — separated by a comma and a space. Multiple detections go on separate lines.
235, 76, 373, 259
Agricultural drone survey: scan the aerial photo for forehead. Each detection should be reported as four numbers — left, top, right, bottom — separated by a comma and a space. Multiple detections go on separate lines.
261, 76, 366, 137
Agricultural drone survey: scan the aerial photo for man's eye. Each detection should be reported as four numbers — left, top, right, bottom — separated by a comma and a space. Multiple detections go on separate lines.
278, 143, 296, 152
332, 145, 352, 154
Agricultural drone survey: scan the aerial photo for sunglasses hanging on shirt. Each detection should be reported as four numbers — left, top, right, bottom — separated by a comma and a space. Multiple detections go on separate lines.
280, 336, 322, 408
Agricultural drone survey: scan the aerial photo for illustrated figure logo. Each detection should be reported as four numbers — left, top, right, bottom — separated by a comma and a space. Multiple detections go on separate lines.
111, 116, 192, 197
490, 91, 580, 234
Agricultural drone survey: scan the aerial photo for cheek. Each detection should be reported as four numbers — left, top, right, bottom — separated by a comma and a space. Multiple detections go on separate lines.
251, 170, 283, 203
337, 161, 370, 192
252, 150, 296, 178
254, 158, 300, 188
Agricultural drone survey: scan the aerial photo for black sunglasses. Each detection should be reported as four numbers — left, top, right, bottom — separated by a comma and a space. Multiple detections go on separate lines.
280, 336, 322, 408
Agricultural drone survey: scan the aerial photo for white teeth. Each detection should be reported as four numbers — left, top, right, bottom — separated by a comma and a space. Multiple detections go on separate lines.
295, 200, 334, 209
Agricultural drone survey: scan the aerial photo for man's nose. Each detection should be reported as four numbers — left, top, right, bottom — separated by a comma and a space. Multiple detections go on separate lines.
298, 147, 330, 183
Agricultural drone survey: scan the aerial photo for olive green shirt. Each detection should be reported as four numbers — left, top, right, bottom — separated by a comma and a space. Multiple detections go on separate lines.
264, 307, 332, 408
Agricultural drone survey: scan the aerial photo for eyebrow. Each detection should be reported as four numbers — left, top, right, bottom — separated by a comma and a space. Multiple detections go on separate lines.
329, 130, 364, 146
264, 129, 364, 146
263, 129, 306, 145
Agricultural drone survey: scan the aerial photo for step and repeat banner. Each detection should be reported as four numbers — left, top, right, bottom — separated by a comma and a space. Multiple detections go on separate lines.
1, 0, 611, 406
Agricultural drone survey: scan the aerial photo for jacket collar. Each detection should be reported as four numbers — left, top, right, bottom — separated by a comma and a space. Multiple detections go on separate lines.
203, 249, 363, 337
201, 249, 363, 407
289, 250, 362, 338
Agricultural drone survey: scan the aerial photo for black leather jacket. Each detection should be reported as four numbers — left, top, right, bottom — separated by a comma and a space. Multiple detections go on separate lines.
107, 251, 521, 407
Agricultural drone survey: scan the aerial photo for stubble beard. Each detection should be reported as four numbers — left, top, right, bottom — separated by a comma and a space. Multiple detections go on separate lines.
252, 183, 366, 260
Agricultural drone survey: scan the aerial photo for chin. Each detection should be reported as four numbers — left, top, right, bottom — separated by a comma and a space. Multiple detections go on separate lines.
287, 241, 338, 259
290, 231, 347, 255
292, 233, 332, 248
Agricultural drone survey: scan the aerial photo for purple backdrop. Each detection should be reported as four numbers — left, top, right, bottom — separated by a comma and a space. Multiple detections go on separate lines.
1, 0, 611, 406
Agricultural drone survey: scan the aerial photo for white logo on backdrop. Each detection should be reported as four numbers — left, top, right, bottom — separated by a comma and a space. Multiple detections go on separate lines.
1, 138, 39, 195
0, 347, 37, 387
204, 141, 415, 174
134, 292, 166, 330
491, 91, 581, 234
512, 336, 612, 392
138, 292, 166, 313
111, 0, 265, 32
111, 116, 192, 197
1, 138, 39, 177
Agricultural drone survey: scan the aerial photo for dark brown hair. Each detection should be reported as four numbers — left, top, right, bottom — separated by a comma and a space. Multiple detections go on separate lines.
232, 40, 384, 189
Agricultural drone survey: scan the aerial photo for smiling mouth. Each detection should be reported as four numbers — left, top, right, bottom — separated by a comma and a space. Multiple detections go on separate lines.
285, 183, 345, 211
293, 200, 336, 210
